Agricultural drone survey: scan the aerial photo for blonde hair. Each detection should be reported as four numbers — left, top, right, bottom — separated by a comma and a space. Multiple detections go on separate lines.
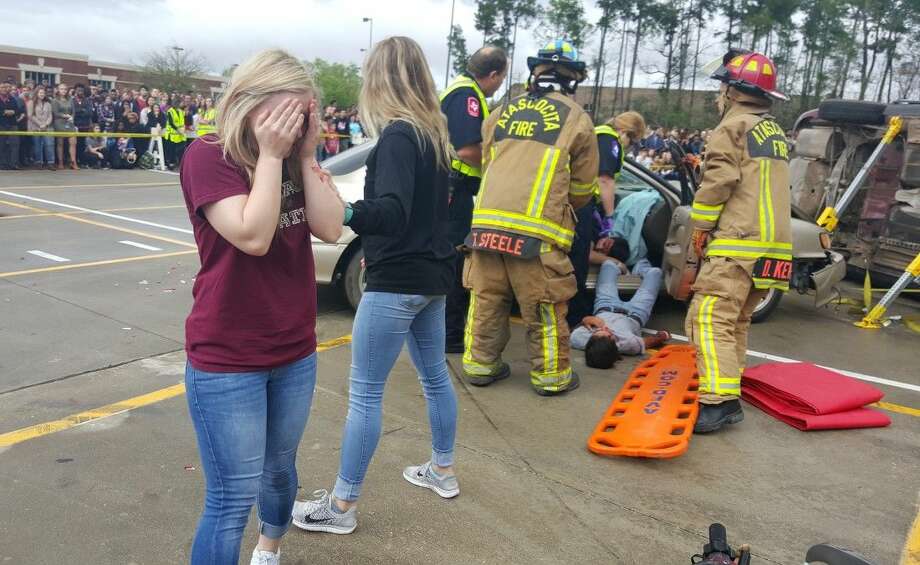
609, 111, 646, 149
359, 36, 452, 171
214, 48, 317, 183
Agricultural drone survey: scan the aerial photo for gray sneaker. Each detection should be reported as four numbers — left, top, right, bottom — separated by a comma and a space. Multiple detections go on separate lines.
402, 461, 460, 499
291, 489, 357, 535
250, 548, 280, 565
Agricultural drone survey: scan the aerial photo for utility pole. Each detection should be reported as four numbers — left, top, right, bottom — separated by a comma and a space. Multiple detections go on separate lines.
591, 13, 610, 122
171, 45, 184, 92
505, 17, 519, 103
363, 17, 374, 52
445, 0, 456, 88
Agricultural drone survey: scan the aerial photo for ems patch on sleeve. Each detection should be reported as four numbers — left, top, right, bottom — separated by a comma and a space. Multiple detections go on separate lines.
747, 119, 789, 160
611, 140, 620, 159
467, 97, 480, 118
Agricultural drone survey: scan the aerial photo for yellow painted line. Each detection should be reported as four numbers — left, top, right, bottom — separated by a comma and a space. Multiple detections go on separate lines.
903, 498, 920, 565
0, 250, 197, 278
0, 204, 185, 221
0, 198, 194, 249
0, 182, 178, 191
875, 401, 920, 418
0, 335, 353, 449
0, 199, 47, 213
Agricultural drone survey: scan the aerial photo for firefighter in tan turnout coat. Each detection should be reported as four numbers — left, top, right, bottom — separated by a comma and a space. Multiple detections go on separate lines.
687, 49, 793, 432
462, 40, 599, 396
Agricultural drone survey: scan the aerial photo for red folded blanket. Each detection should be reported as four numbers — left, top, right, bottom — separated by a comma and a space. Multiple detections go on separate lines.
741, 362, 891, 431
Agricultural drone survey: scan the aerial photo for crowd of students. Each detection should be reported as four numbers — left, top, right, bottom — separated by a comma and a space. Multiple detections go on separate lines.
0, 78, 218, 170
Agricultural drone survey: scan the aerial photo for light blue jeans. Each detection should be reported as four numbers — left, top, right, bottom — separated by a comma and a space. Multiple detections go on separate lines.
32, 135, 54, 164
333, 292, 458, 502
185, 353, 317, 564
594, 258, 662, 327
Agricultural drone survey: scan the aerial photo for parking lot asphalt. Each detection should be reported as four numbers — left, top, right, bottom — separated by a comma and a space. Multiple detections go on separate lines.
0, 169, 918, 565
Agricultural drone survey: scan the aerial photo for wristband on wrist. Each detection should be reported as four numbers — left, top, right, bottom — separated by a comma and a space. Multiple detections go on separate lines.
343, 203, 354, 225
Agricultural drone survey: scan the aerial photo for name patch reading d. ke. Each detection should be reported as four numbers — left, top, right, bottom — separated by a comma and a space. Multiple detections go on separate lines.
495, 96, 572, 145
747, 119, 789, 160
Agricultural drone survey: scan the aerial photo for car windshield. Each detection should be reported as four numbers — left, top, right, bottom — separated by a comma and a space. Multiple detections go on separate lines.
325, 141, 376, 177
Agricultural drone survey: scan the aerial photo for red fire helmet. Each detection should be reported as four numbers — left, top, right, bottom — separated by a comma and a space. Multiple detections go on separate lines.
711, 49, 788, 102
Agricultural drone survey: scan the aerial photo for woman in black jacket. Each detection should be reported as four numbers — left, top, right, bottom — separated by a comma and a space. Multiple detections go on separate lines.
293, 36, 459, 535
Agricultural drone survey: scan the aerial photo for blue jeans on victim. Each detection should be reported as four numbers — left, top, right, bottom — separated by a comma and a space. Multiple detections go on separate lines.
185, 353, 316, 565
333, 292, 458, 502
593, 258, 662, 327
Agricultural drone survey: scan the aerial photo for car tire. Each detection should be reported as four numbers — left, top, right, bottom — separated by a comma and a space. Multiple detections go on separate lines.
817, 100, 886, 125
751, 288, 782, 324
343, 247, 365, 311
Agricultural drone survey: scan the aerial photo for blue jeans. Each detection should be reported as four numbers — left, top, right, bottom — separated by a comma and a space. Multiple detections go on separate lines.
594, 258, 662, 326
185, 354, 317, 565
32, 136, 54, 164
333, 292, 458, 502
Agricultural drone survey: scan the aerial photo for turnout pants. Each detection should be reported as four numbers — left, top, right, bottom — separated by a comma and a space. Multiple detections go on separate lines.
445, 178, 477, 346
463, 246, 577, 393
685, 257, 767, 403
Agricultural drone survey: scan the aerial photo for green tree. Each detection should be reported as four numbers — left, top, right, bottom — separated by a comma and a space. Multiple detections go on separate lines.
474, 0, 539, 100
141, 46, 209, 93
448, 24, 470, 78
537, 0, 594, 48
308, 59, 362, 108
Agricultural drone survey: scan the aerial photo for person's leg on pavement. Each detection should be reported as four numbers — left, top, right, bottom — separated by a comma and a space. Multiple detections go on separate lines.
42, 136, 55, 166
55, 137, 64, 168
445, 187, 474, 350
509, 250, 577, 395
463, 250, 513, 382
567, 201, 596, 327
403, 295, 460, 496
626, 258, 663, 326
0, 135, 10, 168
7, 136, 19, 168
32, 135, 43, 165
333, 292, 423, 505
185, 365, 268, 565
734, 288, 768, 372
257, 353, 317, 555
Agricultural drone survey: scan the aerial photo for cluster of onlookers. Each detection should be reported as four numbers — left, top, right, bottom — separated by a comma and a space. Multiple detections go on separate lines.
320, 100, 366, 160
0, 77, 218, 171
632, 126, 709, 173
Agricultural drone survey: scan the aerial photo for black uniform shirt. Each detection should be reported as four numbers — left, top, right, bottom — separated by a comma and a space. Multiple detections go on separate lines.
597, 133, 623, 178
441, 76, 485, 151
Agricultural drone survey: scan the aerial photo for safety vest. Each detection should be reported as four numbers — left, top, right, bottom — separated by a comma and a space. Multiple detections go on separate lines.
473, 90, 600, 251
690, 103, 792, 291
196, 108, 216, 137
165, 107, 187, 143
440, 75, 490, 178
594, 124, 624, 179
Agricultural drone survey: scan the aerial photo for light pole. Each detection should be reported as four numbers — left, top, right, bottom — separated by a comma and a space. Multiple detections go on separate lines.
444, 0, 456, 88
362, 17, 373, 52
171, 45, 184, 91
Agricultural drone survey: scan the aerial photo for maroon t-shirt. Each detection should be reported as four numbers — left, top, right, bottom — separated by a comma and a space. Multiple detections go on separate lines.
180, 136, 317, 372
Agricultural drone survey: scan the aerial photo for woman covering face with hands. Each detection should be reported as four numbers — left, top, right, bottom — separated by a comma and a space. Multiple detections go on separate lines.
178, 48, 343, 565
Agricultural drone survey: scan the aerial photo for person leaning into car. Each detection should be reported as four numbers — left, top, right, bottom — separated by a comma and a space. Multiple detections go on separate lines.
439, 46, 508, 354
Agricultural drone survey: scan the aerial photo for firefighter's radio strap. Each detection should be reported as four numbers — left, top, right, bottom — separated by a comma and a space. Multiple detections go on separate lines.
465, 228, 543, 258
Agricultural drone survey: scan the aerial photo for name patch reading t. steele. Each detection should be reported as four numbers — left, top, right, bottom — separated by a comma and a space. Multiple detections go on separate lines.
465, 228, 543, 258
494, 95, 572, 145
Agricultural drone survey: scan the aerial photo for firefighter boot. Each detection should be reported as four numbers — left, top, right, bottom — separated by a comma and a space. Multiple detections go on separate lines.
465, 362, 511, 387
534, 370, 580, 396
694, 399, 744, 433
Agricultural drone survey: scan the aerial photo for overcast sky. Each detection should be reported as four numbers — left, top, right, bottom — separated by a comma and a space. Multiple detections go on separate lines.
2, 0, 720, 96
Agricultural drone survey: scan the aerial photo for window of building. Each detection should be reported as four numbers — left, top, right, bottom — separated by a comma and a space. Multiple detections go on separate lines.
24, 71, 58, 88
90, 79, 113, 91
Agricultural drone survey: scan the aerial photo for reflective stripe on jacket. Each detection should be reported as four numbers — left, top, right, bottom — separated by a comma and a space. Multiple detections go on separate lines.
474, 90, 599, 251
440, 75, 490, 178
690, 100, 792, 290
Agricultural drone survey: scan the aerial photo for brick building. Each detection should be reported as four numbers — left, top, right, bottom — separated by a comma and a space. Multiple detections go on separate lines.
0, 44, 226, 95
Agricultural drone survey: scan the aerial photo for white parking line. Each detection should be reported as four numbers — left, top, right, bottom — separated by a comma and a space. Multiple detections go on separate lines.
118, 240, 163, 252
0, 190, 193, 235
27, 250, 70, 263
644, 329, 920, 393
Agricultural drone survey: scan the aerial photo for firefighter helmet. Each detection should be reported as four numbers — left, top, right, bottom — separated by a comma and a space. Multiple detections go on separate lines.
527, 39, 587, 83
711, 48, 788, 102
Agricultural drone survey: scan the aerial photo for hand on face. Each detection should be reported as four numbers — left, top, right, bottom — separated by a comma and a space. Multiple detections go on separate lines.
297, 98, 322, 162
252, 98, 304, 160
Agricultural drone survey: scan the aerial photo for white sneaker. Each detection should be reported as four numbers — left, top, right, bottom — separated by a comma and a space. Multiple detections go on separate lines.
250, 548, 280, 565
402, 461, 460, 499
292, 489, 357, 535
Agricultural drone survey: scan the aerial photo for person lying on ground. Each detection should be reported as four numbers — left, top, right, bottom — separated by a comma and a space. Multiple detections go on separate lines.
571, 258, 671, 369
